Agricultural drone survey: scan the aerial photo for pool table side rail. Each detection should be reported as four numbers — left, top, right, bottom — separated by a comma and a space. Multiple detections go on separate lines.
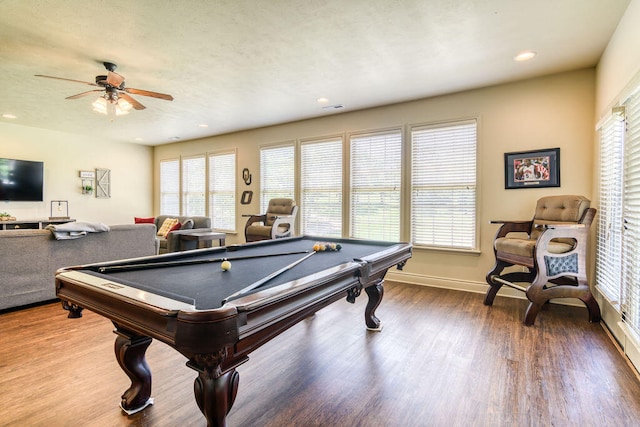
55, 270, 242, 351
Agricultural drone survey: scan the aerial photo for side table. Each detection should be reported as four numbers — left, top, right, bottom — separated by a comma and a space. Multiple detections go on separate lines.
179, 231, 226, 250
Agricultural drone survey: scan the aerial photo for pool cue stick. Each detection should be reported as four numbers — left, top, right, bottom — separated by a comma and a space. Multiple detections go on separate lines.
96, 250, 310, 273
221, 251, 316, 304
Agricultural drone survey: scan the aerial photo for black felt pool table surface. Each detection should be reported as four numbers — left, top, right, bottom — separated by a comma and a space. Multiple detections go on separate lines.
82, 237, 395, 310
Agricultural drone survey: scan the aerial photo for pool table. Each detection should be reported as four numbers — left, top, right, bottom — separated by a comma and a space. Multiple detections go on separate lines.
55, 236, 412, 427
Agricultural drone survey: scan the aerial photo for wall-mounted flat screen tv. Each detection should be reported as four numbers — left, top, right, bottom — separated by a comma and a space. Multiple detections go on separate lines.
0, 158, 44, 202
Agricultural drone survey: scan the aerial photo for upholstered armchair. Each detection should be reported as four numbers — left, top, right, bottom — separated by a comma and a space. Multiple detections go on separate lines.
244, 198, 298, 242
484, 195, 600, 325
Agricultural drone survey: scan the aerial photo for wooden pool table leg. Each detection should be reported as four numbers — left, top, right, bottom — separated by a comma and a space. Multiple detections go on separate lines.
364, 279, 384, 331
61, 300, 84, 318
190, 350, 240, 427
113, 326, 153, 414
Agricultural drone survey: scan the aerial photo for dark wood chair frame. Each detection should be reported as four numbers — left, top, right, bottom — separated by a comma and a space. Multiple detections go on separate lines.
484, 207, 601, 326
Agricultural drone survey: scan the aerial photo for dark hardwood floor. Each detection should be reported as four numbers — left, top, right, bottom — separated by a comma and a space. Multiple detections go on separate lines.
2, 282, 640, 426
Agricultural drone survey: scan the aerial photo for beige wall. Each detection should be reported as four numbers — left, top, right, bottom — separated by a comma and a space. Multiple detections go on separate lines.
154, 68, 596, 289
596, 0, 640, 118
0, 122, 153, 224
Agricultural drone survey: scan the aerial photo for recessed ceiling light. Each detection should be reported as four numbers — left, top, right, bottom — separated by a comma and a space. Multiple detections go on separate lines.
169, 136, 181, 140
514, 50, 536, 61
198, 124, 208, 128
317, 97, 329, 104
134, 137, 144, 142
2, 114, 17, 119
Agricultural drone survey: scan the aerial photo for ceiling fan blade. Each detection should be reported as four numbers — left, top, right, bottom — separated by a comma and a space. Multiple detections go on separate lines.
106, 71, 125, 88
66, 90, 104, 100
124, 87, 174, 101
118, 92, 146, 110
35, 74, 100, 87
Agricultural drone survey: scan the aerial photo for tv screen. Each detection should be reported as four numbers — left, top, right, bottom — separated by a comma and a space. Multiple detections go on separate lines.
0, 158, 44, 202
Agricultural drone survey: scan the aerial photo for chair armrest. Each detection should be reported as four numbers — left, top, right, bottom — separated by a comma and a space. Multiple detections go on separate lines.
271, 214, 295, 239
491, 220, 533, 238
542, 223, 586, 230
244, 214, 267, 227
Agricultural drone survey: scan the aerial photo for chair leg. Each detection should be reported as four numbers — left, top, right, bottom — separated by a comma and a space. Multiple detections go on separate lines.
522, 270, 550, 326
484, 259, 510, 306
523, 301, 543, 326
579, 292, 602, 323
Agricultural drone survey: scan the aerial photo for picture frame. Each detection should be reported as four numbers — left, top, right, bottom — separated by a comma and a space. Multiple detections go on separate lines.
504, 148, 560, 189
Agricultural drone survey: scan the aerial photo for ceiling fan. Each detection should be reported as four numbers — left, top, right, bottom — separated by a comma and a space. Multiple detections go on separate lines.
35, 62, 173, 114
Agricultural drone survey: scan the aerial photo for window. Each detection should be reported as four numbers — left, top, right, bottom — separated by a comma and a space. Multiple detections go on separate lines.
209, 151, 236, 231
350, 130, 402, 241
596, 85, 640, 341
411, 120, 477, 249
300, 138, 342, 237
182, 155, 206, 216
622, 90, 640, 339
260, 144, 295, 212
595, 108, 625, 303
159, 159, 180, 215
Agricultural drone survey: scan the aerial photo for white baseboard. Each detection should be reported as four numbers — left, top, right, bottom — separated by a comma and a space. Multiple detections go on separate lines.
385, 270, 583, 307
616, 322, 640, 376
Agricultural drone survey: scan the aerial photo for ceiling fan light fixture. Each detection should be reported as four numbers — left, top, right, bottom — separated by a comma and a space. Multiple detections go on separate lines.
115, 98, 132, 116
92, 97, 108, 115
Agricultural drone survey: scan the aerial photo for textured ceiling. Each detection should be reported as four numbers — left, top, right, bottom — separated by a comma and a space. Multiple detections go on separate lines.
0, 0, 631, 145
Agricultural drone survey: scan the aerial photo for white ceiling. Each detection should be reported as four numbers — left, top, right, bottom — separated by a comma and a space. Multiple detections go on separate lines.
0, 0, 631, 146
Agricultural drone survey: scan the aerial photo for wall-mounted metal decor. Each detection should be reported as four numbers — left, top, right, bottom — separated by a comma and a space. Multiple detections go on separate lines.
242, 168, 252, 185
241, 190, 253, 205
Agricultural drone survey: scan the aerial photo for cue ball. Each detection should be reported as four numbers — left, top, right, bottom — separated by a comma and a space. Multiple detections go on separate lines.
221, 260, 231, 271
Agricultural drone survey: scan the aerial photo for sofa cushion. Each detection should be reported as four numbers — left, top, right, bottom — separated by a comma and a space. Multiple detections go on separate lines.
181, 218, 194, 230
134, 216, 155, 224
158, 218, 180, 238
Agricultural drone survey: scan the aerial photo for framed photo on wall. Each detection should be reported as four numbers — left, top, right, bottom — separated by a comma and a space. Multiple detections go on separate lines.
504, 148, 560, 189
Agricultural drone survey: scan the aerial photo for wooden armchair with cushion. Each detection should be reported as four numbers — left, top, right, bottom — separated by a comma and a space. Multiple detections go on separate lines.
244, 198, 298, 242
484, 195, 601, 325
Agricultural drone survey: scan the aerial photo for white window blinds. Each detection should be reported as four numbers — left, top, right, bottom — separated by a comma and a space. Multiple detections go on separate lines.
260, 144, 295, 212
411, 120, 477, 249
622, 90, 640, 339
595, 108, 625, 303
300, 138, 342, 237
350, 130, 402, 241
182, 155, 206, 216
159, 159, 180, 215
208, 151, 236, 231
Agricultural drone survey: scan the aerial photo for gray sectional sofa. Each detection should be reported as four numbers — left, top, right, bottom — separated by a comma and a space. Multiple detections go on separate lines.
0, 223, 158, 311
154, 215, 212, 253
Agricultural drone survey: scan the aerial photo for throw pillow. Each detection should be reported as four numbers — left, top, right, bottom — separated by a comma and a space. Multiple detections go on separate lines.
181, 218, 195, 230
157, 218, 179, 238
134, 217, 155, 224
169, 222, 182, 233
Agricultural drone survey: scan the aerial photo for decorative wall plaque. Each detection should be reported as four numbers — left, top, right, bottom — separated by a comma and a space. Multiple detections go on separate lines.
95, 168, 111, 198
